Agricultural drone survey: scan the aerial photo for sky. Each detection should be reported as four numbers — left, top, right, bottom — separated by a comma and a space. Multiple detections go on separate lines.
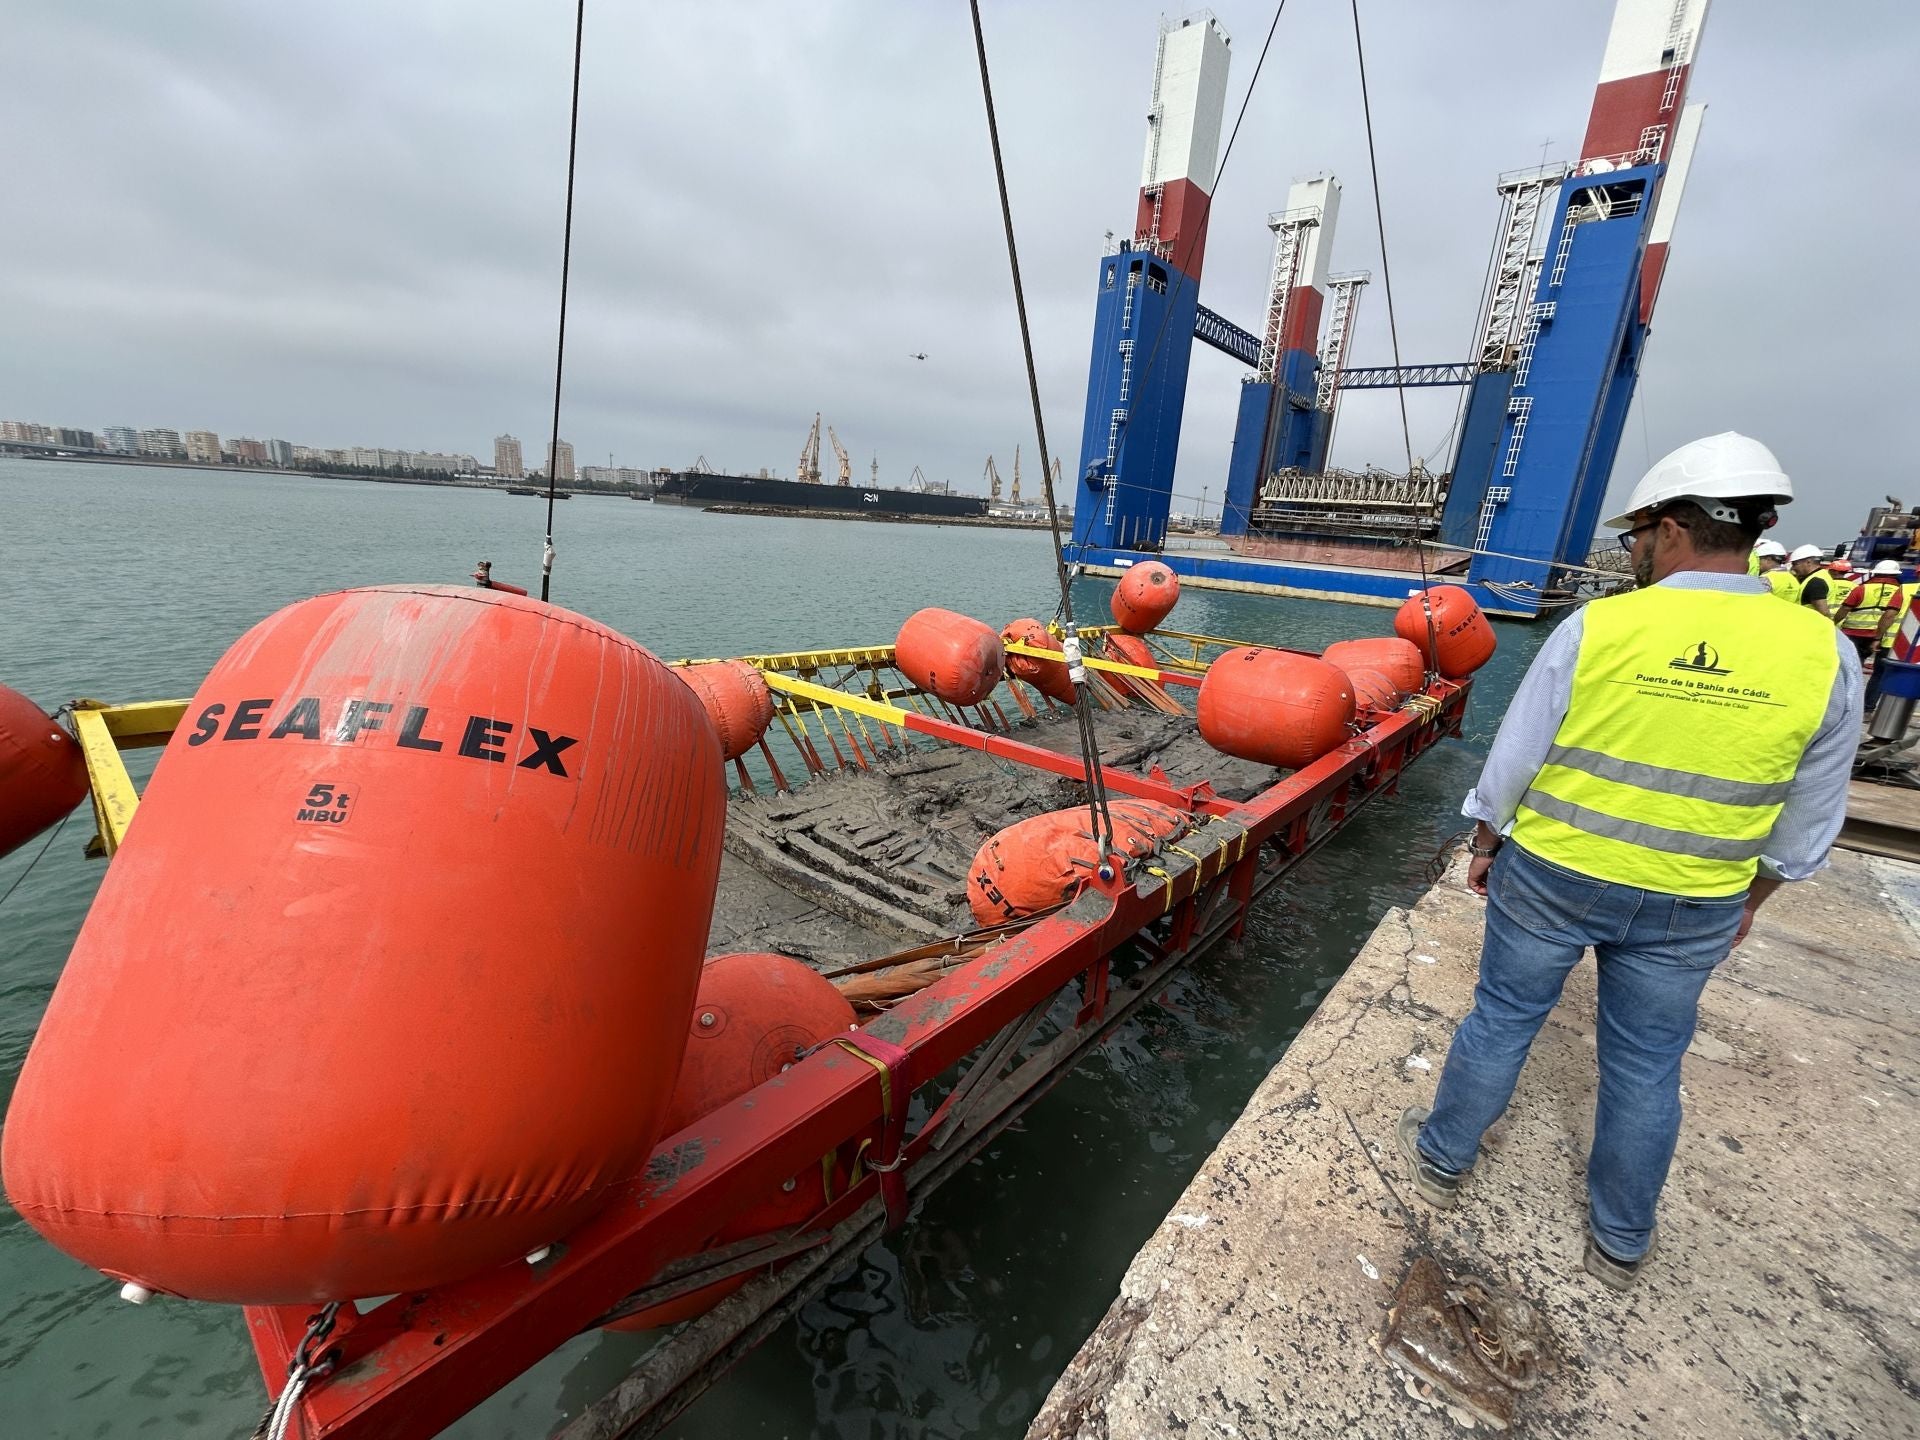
4, 0, 1916, 545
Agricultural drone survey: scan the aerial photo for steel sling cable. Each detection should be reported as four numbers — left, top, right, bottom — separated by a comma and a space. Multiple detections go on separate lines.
1349, 0, 1440, 664
967, 0, 1117, 866
1074, 2, 1288, 564
540, 0, 586, 601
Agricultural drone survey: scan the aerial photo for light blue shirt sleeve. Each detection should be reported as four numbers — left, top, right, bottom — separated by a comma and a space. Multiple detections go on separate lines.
1460, 608, 1582, 831
1756, 630, 1861, 882
1461, 573, 1861, 882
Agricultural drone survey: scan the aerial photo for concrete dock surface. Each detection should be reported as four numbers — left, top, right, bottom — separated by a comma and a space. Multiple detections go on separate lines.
1029, 846, 1920, 1438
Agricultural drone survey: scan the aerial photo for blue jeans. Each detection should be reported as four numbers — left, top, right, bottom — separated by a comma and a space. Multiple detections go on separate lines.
1418, 842, 1745, 1261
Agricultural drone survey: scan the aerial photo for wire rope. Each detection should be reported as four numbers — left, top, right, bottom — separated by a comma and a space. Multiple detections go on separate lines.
539, 0, 586, 601
1348, 0, 1440, 661
967, 0, 1116, 860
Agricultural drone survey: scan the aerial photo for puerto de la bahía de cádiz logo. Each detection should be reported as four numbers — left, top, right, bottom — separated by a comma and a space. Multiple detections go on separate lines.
1668, 639, 1732, 677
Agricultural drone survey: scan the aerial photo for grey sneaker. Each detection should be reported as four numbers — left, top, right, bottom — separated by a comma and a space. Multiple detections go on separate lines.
1395, 1106, 1463, 1210
1584, 1229, 1656, 1291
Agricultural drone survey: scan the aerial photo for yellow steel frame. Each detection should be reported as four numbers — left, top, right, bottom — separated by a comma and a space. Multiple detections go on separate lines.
1000, 641, 1164, 682
67, 699, 188, 857
57, 629, 1236, 855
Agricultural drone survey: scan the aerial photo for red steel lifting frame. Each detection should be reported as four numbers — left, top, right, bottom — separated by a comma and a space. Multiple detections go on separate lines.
247, 675, 1470, 1439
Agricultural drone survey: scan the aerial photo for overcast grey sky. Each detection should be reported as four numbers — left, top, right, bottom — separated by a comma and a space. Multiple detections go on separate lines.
4, 0, 1914, 543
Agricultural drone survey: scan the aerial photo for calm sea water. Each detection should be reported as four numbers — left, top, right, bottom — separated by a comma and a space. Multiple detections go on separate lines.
0, 458, 1547, 1438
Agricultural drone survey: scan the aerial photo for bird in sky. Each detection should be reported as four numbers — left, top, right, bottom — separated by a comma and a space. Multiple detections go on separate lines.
908, 352, 928, 361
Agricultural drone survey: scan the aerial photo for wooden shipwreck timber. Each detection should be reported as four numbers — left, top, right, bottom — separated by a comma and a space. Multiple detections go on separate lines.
0, 568, 1491, 1439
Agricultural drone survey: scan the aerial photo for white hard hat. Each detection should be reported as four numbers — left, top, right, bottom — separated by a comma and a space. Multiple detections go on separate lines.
1753, 539, 1787, 558
1872, 559, 1903, 576
1602, 431, 1793, 530
1788, 544, 1825, 563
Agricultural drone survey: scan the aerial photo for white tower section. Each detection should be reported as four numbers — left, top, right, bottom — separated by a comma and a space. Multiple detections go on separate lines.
1133, 13, 1232, 280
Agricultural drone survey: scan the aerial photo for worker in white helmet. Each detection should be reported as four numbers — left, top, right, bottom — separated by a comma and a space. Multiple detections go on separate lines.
1787, 543, 1835, 618
1835, 559, 1911, 708
1751, 538, 1796, 601
1398, 432, 1860, 1292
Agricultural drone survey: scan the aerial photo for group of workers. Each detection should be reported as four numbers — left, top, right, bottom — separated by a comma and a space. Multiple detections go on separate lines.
1748, 539, 1918, 710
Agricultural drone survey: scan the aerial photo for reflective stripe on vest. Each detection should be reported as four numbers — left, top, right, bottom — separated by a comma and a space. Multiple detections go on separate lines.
1841, 581, 1902, 636
1885, 583, 1919, 650
1510, 586, 1836, 896
1762, 568, 1801, 602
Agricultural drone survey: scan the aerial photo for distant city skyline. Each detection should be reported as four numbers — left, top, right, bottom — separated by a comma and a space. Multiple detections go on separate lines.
0, 413, 634, 481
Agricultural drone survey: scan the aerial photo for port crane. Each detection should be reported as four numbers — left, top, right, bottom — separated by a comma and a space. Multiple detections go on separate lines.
797, 414, 822, 485
827, 426, 852, 485
1012, 445, 1022, 504
983, 455, 1002, 502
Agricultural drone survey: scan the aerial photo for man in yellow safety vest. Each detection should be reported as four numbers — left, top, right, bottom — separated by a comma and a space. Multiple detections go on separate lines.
1846, 560, 1917, 711
1788, 543, 1835, 617
1397, 432, 1860, 1291
1834, 559, 1905, 662
1752, 538, 1797, 600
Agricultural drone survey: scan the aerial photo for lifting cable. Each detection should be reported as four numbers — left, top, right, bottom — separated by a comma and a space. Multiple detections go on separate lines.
966, 0, 1117, 863
539, 0, 587, 602
1349, 0, 1440, 664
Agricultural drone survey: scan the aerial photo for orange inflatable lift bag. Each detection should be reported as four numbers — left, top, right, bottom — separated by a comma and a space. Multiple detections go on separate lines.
676, 660, 775, 762
1197, 648, 1355, 770
604, 952, 853, 1332
895, 608, 1005, 707
1109, 561, 1180, 634
1345, 667, 1406, 714
967, 799, 1189, 925
0, 683, 88, 861
2, 585, 728, 1304
1394, 586, 1497, 678
1320, 637, 1424, 696
1000, 619, 1077, 704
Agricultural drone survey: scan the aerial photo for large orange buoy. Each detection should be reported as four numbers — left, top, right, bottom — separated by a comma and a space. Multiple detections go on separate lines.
675, 660, 775, 762
1197, 648, 1355, 770
1394, 586, 1497, 678
1110, 561, 1180, 634
967, 799, 1189, 925
1320, 637, 1425, 695
895, 608, 1005, 708
660, 952, 856, 1136
604, 951, 853, 1333
1000, 619, 1076, 704
0, 685, 88, 862
2, 585, 728, 1304
1346, 667, 1406, 714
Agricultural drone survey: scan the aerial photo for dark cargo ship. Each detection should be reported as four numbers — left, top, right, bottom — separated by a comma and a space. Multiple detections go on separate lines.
653, 469, 987, 520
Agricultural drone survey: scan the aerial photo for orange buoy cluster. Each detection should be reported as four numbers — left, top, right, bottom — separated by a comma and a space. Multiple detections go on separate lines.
1000, 619, 1077, 704
1110, 561, 1180, 634
896, 608, 1006, 708
676, 660, 775, 762
967, 799, 1189, 925
1394, 586, 1496, 679
605, 951, 853, 1332
2, 585, 729, 1304
1197, 648, 1355, 770
0, 685, 88, 861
